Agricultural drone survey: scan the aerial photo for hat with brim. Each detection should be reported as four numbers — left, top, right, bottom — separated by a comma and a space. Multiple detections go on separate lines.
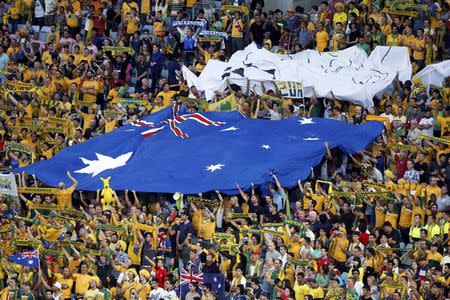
53, 282, 62, 290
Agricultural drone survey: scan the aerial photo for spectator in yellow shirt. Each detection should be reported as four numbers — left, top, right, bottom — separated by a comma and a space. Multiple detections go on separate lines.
121, 0, 139, 18
228, 11, 245, 53
401, 26, 416, 57
156, 83, 178, 107
333, 3, 347, 30
316, 23, 329, 52
56, 171, 78, 208
126, 8, 140, 35
7, 5, 20, 32
412, 28, 426, 71
81, 71, 99, 103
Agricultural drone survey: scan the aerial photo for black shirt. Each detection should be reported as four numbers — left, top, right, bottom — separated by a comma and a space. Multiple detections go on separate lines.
250, 0, 264, 10
428, 161, 447, 178
342, 210, 356, 233
95, 260, 112, 282
265, 212, 281, 223
248, 203, 264, 224
136, 61, 149, 78
348, 30, 361, 45
380, 228, 402, 247
230, 205, 243, 214
141, 241, 157, 264
414, 161, 428, 182
250, 21, 265, 45
202, 261, 220, 273
177, 221, 195, 245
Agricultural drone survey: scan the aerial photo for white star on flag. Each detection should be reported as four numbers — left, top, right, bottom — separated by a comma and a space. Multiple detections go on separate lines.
75, 152, 133, 177
299, 118, 315, 125
206, 163, 225, 172
220, 126, 239, 132
261, 144, 271, 149
28, 260, 33, 265
304, 137, 320, 141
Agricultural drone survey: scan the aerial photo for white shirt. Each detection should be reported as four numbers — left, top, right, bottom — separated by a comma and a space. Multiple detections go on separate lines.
370, 168, 383, 182
215, 206, 224, 229
419, 117, 435, 136
44, 0, 56, 15
355, 281, 364, 296
35, 1, 45, 18
380, 113, 394, 123
305, 228, 315, 241
441, 255, 450, 266
52, 292, 63, 300
231, 275, 247, 287
269, 109, 282, 120
437, 194, 450, 211
149, 287, 165, 300
161, 290, 177, 300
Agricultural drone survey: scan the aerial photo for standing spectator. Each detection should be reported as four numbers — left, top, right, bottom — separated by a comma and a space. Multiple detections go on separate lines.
419, 108, 435, 136
150, 44, 164, 92
316, 22, 329, 52
299, 21, 313, 50
228, 11, 244, 53
249, 13, 265, 47
183, 28, 196, 67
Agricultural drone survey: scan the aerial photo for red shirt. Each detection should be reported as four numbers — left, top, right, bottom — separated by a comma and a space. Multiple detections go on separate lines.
317, 256, 331, 272
155, 267, 168, 288
394, 154, 408, 179
93, 15, 106, 35
359, 232, 369, 245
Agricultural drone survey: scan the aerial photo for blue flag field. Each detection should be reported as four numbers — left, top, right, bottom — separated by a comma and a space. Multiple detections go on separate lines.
17, 105, 384, 193
8, 250, 40, 268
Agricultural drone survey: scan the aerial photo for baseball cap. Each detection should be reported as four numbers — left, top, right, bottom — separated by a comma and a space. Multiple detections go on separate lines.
53, 282, 62, 290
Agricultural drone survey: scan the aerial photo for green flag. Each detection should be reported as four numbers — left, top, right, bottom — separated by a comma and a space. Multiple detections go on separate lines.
208, 94, 237, 112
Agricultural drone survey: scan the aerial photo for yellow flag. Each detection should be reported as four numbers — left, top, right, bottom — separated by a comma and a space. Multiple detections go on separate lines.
208, 94, 237, 112
366, 114, 390, 130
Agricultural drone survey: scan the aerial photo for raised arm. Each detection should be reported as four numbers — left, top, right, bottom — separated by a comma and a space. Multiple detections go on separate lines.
297, 180, 305, 194
113, 190, 122, 209
236, 183, 249, 202
79, 191, 88, 207
324, 142, 332, 159
272, 174, 283, 191
21, 172, 27, 188
124, 189, 132, 207
191, 200, 198, 212
253, 98, 261, 119
66, 171, 78, 188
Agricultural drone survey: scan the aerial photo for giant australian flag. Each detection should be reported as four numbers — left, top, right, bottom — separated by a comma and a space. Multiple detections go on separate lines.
17, 105, 383, 193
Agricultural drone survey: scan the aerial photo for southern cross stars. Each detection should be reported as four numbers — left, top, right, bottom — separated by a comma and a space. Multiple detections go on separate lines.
206, 163, 225, 172
261, 144, 271, 149
220, 126, 239, 132
304, 137, 320, 141
75, 152, 133, 177
299, 118, 315, 125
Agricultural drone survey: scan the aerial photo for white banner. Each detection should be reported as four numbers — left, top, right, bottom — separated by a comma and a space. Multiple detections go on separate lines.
276, 81, 304, 99
182, 44, 412, 108
415, 61, 450, 93
0, 173, 18, 197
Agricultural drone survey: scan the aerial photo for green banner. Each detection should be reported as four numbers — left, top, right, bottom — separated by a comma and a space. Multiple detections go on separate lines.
103, 46, 135, 55
186, 196, 220, 208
